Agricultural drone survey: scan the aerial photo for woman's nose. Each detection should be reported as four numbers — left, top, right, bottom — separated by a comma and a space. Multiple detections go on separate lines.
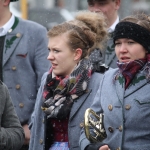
47, 51, 54, 60
119, 44, 127, 53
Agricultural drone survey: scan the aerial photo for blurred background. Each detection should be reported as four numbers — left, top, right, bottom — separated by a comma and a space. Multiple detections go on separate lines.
10, 0, 150, 30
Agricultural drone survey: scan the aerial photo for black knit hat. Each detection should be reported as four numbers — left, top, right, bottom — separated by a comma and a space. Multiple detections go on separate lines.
113, 21, 150, 53
10, 0, 19, 2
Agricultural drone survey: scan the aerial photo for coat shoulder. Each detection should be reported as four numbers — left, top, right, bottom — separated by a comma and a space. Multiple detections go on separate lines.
18, 17, 47, 31
104, 68, 119, 77
92, 72, 103, 79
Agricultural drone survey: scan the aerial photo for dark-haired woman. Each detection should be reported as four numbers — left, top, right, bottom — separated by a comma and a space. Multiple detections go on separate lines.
80, 13, 150, 150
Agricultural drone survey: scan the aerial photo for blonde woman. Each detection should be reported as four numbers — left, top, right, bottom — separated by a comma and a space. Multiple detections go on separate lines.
29, 11, 107, 150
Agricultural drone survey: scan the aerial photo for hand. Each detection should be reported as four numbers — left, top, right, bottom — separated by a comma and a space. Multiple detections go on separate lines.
23, 124, 30, 145
99, 145, 110, 150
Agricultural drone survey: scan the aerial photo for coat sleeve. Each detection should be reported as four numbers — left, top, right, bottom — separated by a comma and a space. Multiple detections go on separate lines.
0, 84, 24, 150
28, 72, 48, 129
79, 74, 105, 150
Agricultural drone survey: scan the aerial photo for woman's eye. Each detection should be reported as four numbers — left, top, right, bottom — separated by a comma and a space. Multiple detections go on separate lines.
128, 41, 134, 44
54, 50, 59, 53
115, 42, 120, 46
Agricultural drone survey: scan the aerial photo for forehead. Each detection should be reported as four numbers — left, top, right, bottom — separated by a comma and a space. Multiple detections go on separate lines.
48, 34, 69, 46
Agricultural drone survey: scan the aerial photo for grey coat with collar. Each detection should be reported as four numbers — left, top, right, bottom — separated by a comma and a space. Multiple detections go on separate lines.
80, 67, 150, 150
2, 17, 50, 125
104, 33, 117, 68
29, 71, 103, 150
0, 81, 24, 150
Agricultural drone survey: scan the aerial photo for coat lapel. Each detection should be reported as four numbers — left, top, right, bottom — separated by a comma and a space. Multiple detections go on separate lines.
115, 71, 148, 100
69, 89, 92, 120
3, 17, 23, 66
115, 74, 125, 105
124, 72, 148, 98
3, 32, 23, 66
105, 34, 115, 66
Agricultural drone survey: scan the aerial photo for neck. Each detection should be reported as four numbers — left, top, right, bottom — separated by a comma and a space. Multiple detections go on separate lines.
0, 8, 12, 27
107, 14, 118, 28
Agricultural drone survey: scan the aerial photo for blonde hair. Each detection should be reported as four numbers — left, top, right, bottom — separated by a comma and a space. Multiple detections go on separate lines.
48, 10, 107, 59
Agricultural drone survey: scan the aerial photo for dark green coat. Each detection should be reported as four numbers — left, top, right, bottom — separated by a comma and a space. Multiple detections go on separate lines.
0, 81, 24, 150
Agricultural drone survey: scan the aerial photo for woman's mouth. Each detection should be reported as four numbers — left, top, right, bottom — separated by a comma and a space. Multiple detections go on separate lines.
52, 63, 57, 69
120, 57, 130, 62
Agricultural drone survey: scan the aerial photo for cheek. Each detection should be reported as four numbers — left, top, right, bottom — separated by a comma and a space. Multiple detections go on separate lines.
58, 57, 69, 68
115, 48, 119, 56
131, 49, 146, 59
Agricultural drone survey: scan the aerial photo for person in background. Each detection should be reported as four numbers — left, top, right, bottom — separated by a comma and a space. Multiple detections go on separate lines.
80, 13, 150, 150
0, 0, 50, 149
29, 10, 107, 150
87, 0, 121, 68
0, 80, 24, 150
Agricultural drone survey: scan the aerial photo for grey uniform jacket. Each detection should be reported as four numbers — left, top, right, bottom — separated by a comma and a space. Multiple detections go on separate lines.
0, 81, 24, 150
104, 33, 117, 68
29, 71, 103, 150
80, 68, 150, 150
2, 17, 50, 125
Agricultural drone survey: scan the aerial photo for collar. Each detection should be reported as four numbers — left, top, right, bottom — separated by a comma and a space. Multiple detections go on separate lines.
0, 14, 15, 36
108, 16, 119, 33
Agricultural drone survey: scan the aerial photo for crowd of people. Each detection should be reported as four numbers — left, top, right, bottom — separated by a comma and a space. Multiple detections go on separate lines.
0, 0, 150, 150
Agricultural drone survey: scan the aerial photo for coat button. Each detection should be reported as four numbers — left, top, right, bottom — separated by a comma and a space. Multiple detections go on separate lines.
12, 66, 17, 71
118, 125, 123, 132
108, 105, 113, 111
116, 147, 121, 150
19, 103, 24, 108
39, 139, 43, 144
125, 105, 131, 110
16, 84, 20, 90
16, 33, 21, 38
80, 122, 84, 128
108, 127, 114, 133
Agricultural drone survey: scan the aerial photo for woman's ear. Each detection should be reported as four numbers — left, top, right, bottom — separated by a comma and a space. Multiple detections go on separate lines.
74, 48, 82, 61
3, 0, 10, 6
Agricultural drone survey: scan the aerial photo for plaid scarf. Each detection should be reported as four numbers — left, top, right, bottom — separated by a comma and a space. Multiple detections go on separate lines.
117, 58, 147, 89
142, 54, 150, 79
42, 58, 93, 119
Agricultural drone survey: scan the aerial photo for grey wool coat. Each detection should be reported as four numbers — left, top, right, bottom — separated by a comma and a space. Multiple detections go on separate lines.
29, 71, 103, 150
80, 66, 150, 150
2, 17, 50, 125
0, 81, 24, 150
104, 33, 117, 69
